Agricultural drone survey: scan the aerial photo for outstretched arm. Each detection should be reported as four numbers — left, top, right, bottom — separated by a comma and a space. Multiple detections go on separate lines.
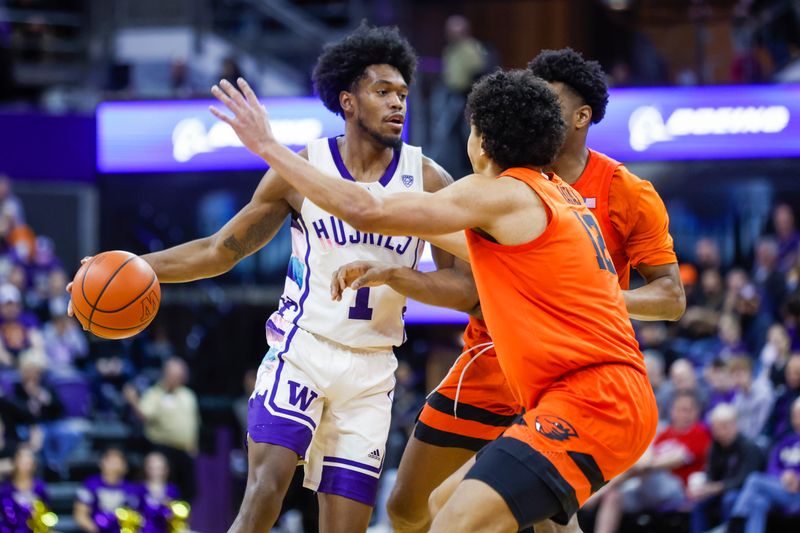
210, 79, 501, 238
141, 165, 295, 283
331, 258, 479, 313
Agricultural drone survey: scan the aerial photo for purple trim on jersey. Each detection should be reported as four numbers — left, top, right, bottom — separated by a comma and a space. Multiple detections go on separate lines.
292, 216, 313, 328
265, 318, 284, 337
317, 465, 380, 507
265, 217, 318, 428
327, 136, 401, 187
411, 239, 422, 270
248, 392, 313, 457
322, 456, 382, 474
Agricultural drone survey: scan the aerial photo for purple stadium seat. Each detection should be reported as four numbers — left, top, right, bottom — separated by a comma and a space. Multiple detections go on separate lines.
49, 376, 91, 418
0, 370, 19, 397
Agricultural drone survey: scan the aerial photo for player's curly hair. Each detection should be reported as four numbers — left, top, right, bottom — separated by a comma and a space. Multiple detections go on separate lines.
466, 69, 566, 169
527, 48, 609, 124
312, 23, 418, 117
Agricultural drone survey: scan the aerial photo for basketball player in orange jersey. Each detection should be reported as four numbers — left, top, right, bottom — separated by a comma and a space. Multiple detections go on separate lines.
330, 48, 686, 533
209, 68, 659, 531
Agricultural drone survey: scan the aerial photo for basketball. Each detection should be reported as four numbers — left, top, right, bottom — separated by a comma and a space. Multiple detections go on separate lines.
70, 250, 161, 340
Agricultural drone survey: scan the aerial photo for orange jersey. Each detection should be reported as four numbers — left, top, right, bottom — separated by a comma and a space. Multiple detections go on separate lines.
462, 315, 490, 347
465, 168, 645, 409
571, 149, 677, 289
463, 149, 675, 347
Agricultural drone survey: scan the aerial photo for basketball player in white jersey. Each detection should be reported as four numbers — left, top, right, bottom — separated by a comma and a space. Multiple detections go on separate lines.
67, 25, 470, 533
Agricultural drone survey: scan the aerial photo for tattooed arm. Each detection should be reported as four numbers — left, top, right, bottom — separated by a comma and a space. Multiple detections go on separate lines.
141, 157, 301, 283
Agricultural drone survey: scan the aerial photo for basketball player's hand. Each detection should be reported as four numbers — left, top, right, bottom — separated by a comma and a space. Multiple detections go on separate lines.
65, 256, 94, 318
330, 261, 398, 301
209, 78, 275, 156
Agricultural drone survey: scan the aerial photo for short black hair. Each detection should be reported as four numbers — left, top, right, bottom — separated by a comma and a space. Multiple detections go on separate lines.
527, 48, 609, 124
312, 23, 418, 117
466, 69, 565, 169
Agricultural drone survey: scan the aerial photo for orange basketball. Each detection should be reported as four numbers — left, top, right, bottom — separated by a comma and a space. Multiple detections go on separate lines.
70, 250, 161, 339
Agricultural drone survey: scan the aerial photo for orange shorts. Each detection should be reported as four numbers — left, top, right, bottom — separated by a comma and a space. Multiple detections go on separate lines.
415, 342, 522, 451
465, 363, 658, 526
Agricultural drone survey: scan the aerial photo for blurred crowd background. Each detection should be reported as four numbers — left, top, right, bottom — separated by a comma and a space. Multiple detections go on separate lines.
1, 0, 800, 532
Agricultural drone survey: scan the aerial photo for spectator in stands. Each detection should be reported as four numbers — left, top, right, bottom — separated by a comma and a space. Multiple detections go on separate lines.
0, 282, 42, 365
136, 323, 175, 376
32, 267, 68, 324
695, 237, 722, 276
169, 57, 197, 99
0, 446, 49, 530
0, 175, 25, 231
12, 349, 83, 478
730, 355, 774, 439
659, 358, 707, 418
74, 448, 139, 533
681, 269, 724, 338
124, 357, 198, 501
699, 268, 725, 311
430, 14, 489, 178
704, 358, 736, 421
760, 324, 794, 387
88, 341, 135, 418
711, 314, 748, 364
763, 353, 800, 442
723, 269, 755, 316
591, 390, 712, 533
42, 297, 87, 374
638, 323, 674, 360
729, 397, 800, 533
773, 203, 800, 274
28, 237, 61, 304
689, 403, 763, 533
644, 350, 670, 419
754, 237, 787, 320
138, 451, 181, 533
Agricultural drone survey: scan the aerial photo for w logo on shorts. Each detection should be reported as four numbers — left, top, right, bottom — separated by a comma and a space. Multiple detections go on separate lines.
535, 415, 579, 442
288, 381, 319, 411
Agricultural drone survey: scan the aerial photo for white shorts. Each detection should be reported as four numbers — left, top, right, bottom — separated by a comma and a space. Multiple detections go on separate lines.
248, 324, 397, 506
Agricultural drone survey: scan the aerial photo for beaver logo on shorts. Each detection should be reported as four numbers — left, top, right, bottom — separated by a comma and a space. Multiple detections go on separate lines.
535, 415, 579, 442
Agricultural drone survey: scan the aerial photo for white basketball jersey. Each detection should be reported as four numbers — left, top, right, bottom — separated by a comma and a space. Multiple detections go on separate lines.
266, 136, 424, 349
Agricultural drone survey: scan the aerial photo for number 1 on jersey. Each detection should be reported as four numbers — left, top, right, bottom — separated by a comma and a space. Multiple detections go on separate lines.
574, 212, 616, 274
349, 287, 374, 320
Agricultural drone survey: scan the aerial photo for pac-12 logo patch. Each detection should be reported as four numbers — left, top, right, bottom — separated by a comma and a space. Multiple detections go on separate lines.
535, 415, 579, 442
402, 174, 414, 188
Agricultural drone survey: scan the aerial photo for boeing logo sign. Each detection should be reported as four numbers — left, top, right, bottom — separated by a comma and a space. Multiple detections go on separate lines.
589, 84, 800, 161
97, 97, 356, 173
628, 104, 791, 151
171, 117, 324, 163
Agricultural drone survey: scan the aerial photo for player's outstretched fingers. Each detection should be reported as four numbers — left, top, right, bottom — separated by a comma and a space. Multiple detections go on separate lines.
211, 84, 237, 115
209, 104, 234, 126
219, 79, 247, 110
237, 77, 259, 106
